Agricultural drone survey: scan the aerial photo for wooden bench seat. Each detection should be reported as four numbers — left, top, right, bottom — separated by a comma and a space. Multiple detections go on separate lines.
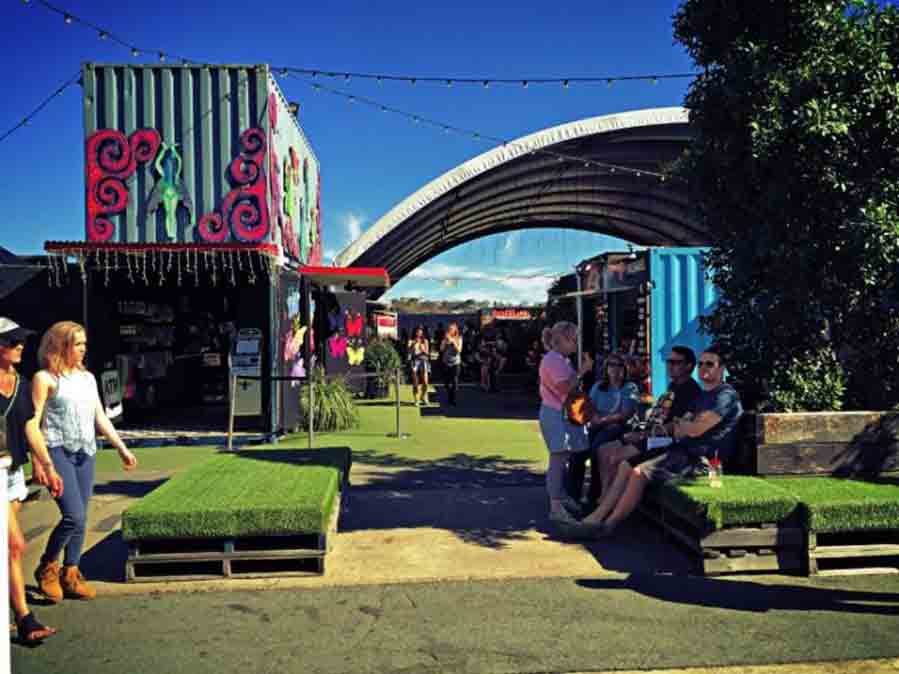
642, 476, 803, 575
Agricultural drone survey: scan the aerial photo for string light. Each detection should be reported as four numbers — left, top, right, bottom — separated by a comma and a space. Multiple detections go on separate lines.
0, 71, 79, 144
27, 2, 697, 92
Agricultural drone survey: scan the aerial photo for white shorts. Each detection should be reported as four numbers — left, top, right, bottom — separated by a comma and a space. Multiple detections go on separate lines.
7, 466, 27, 503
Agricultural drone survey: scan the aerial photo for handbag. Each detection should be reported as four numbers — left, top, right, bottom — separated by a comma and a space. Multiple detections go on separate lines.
563, 378, 597, 426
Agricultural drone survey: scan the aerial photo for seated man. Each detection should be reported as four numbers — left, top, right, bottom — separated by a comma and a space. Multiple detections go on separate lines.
573, 346, 742, 537
595, 346, 702, 497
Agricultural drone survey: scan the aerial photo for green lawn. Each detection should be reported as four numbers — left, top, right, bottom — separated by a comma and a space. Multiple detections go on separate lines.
652, 476, 800, 531
770, 476, 899, 533
122, 448, 349, 540
272, 385, 548, 465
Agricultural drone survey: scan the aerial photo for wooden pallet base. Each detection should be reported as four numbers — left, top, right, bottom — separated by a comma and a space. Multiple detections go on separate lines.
640, 501, 803, 575
807, 529, 899, 576
126, 494, 340, 582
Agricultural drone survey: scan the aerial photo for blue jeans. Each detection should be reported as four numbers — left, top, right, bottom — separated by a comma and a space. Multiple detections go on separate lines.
42, 447, 96, 567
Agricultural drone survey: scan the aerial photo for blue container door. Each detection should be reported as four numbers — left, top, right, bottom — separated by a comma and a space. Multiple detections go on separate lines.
649, 247, 718, 398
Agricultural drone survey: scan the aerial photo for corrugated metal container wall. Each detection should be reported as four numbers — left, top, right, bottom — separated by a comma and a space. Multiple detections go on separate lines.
649, 247, 717, 398
81, 63, 321, 262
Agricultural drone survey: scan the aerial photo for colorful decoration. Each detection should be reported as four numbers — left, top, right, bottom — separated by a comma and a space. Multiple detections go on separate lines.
198, 127, 270, 243
345, 311, 363, 337
328, 334, 347, 359
147, 142, 194, 241
86, 128, 161, 242
309, 170, 323, 265
346, 344, 365, 366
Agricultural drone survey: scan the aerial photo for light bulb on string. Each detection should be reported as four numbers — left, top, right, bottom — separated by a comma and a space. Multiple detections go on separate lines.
98, 31, 108, 40
158, 52, 166, 63
344, 74, 350, 82
650, 77, 658, 85
410, 78, 416, 86
606, 79, 613, 87
131, 47, 139, 57
63, 13, 73, 24
376, 76, 382, 85
483, 80, 490, 89
311, 71, 318, 78
522, 80, 528, 89
562, 79, 569, 90
280, 68, 289, 77
446, 79, 453, 88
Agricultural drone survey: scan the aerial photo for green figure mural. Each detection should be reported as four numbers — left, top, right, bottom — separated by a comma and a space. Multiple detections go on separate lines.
147, 142, 194, 241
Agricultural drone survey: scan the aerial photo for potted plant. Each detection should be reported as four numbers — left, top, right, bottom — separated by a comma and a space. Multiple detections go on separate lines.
363, 338, 403, 398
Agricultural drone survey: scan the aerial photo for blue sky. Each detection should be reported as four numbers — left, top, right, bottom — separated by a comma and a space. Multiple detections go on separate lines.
3, 0, 694, 304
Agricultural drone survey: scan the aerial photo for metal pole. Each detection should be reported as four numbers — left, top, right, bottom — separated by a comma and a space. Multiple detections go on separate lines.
395, 367, 401, 436
308, 374, 315, 450
227, 373, 237, 452
576, 268, 583, 365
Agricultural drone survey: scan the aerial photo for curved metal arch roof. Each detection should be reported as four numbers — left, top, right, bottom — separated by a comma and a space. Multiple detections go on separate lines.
335, 107, 702, 290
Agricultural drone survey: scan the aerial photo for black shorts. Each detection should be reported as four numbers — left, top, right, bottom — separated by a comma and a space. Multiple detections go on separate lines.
634, 446, 704, 484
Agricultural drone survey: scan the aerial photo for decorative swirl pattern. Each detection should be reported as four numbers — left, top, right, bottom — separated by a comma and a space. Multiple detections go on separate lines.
198, 213, 229, 242
87, 216, 116, 243
85, 128, 161, 242
198, 126, 270, 243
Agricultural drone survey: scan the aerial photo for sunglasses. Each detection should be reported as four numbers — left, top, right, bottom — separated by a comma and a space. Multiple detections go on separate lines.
698, 360, 719, 368
0, 339, 25, 348
666, 358, 686, 365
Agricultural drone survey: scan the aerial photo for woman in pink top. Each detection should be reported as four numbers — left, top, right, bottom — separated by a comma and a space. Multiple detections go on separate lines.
538, 321, 593, 525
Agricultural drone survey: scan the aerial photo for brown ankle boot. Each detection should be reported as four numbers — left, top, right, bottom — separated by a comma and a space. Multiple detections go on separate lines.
60, 566, 96, 600
34, 561, 63, 603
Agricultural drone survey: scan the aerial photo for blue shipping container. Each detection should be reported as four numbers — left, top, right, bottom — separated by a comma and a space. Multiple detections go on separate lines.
648, 247, 718, 398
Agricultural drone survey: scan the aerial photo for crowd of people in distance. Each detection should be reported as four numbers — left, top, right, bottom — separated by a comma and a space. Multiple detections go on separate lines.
398, 322, 513, 406
536, 321, 743, 538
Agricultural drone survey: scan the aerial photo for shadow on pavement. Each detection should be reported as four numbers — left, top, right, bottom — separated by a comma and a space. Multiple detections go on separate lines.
421, 385, 538, 421
80, 531, 128, 583
93, 479, 167, 499
577, 573, 899, 615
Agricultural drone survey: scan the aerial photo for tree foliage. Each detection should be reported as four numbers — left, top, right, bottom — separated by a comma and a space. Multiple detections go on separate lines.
674, 0, 899, 410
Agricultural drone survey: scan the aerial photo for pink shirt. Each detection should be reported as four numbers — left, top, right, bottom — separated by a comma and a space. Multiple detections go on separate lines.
539, 350, 575, 410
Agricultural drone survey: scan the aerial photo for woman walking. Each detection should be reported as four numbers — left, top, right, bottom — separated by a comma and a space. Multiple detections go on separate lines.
33, 321, 137, 601
538, 322, 593, 525
407, 325, 431, 406
440, 323, 463, 406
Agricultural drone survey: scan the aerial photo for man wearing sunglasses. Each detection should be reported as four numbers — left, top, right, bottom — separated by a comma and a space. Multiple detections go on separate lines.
594, 346, 702, 497
0, 318, 63, 644
572, 346, 742, 538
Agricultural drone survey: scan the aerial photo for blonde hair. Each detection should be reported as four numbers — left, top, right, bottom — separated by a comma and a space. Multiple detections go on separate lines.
542, 321, 577, 351
38, 321, 87, 375
446, 323, 460, 338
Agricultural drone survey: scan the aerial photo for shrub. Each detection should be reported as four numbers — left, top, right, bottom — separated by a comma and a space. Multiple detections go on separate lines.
299, 366, 360, 432
766, 347, 845, 413
363, 338, 403, 393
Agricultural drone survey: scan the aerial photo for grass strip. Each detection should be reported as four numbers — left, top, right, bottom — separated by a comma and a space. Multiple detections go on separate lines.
122, 448, 350, 540
651, 475, 800, 531
768, 476, 899, 533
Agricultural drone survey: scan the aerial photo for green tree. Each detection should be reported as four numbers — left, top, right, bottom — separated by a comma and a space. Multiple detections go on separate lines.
674, 0, 899, 410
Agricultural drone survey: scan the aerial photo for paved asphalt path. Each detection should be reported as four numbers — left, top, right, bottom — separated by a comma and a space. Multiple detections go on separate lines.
13, 572, 899, 674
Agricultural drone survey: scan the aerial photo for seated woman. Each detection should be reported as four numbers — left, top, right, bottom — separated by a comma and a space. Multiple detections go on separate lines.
572, 346, 742, 537
566, 353, 638, 507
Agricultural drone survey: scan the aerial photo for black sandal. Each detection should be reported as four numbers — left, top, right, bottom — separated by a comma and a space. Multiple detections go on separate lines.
15, 612, 56, 645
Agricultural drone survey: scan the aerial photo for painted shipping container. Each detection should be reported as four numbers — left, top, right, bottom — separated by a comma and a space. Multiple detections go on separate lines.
648, 247, 718, 398
81, 63, 322, 264
575, 247, 717, 399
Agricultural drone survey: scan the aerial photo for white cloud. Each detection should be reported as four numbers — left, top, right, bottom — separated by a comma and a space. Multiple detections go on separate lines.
341, 212, 365, 243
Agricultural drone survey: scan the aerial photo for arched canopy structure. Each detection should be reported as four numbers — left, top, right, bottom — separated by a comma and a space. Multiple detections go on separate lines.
336, 107, 704, 292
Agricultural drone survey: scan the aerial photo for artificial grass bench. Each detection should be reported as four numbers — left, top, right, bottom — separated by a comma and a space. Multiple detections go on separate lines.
122, 447, 351, 581
769, 476, 899, 576
641, 476, 804, 575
